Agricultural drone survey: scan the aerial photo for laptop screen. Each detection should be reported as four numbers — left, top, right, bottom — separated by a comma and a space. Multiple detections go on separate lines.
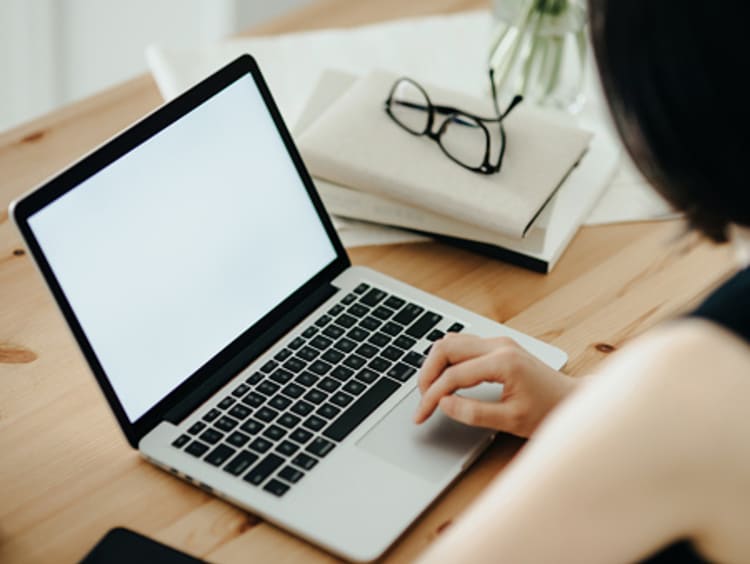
27, 73, 337, 422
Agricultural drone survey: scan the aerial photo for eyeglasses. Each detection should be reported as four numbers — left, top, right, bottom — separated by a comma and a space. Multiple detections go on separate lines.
383, 70, 522, 174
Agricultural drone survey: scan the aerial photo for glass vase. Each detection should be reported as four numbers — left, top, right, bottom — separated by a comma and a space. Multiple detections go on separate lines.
489, 0, 588, 113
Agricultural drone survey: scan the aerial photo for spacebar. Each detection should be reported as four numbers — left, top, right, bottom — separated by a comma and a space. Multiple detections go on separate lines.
323, 378, 400, 442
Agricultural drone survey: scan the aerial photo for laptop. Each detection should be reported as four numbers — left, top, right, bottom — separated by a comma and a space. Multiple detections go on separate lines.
10, 55, 566, 562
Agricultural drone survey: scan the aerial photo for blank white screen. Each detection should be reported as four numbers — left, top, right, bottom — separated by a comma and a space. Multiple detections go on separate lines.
29, 74, 337, 422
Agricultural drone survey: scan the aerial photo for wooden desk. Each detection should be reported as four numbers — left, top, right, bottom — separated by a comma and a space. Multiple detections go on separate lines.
0, 1, 736, 562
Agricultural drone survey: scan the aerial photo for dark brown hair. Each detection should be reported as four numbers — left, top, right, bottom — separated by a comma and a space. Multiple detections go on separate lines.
588, 1, 750, 242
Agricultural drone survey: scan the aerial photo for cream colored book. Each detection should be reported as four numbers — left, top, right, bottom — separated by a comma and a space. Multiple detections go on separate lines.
295, 70, 619, 272
296, 69, 592, 239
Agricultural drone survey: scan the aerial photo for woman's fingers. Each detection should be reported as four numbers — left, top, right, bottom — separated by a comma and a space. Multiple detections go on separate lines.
417, 333, 503, 393
414, 350, 510, 424
438, 394, 516, 431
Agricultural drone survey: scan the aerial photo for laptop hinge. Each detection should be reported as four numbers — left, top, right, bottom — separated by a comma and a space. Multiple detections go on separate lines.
163, 281, 338, 425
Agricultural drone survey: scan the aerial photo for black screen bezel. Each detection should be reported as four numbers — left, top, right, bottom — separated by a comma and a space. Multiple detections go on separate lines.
11, 54, 349, 447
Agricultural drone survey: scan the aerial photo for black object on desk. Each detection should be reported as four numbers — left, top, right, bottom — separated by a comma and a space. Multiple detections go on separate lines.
80, 527, 206, 563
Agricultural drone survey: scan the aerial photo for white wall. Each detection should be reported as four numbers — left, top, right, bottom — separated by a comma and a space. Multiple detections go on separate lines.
0, 0, 313, 132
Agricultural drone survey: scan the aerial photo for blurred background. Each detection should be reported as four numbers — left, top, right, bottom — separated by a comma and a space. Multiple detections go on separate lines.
0, 0, 312, 132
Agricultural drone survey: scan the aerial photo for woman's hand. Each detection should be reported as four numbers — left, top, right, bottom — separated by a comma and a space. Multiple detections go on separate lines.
413, 333, 577, 438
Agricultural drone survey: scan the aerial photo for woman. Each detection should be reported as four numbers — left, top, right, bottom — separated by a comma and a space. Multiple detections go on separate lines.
414, 1, 750, 562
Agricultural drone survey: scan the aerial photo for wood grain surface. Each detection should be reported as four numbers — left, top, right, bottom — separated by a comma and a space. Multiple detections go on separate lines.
0, 0, 737, 562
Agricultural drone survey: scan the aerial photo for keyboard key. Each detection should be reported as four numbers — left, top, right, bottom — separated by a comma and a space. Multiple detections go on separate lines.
323, 378, 400, 442
269, 395, 292, 411
404, 351, 426, 368
372, 306, 395, 320
387, 362, 417, 382
447, 322, 464, 333
303, 415, 327, 432
224, 450, 258, 476
330, 392, 354, 408
242, 392, 265, 408
232, 383, 250, 397
343, 380, 366, 395
248, 437, 273, 454
305, 388, 329, 403
424, 344, 433, 355
274, 348, 292, 362
262, 424, 286, 441
368, 332, 391, 347
355, 368, 378, 384
276, 440, 299, 456
382, 322, 403, 337
309, 360, 333, 375
186, 441, 209, 457
215, 416, 239, 432
245, 372, 263, 386
368, 357, 392, 372
302, 326, 318, 338
427, 329, 445, 342
405, 312, 443, 339
315, 314, 332, 327
202, 409, 220, 423
218, 397, 235, 410
341, 293, 357, 305
330, 366, 354, 381
257, 381, 280, 396
323, 324, 345, 339
291, 400, 314, 416
347, 327, 369, 342
321, 349, 344, 364
229, 404, 251, 420
281, 382, 305, 399
290, 428, 313, 444
394, 335, 417, 350
199, 428, 224, 445
334, 337, 357, 353
360, 288, 387, 307
292, 453, 318, 471
393, 303, 424, 325
283, 357, 306, 373
354, 283, 370, 294
295, 372, 319, 387
279, 465, 304, 483
328, 304, 344, 316
255, 407, 279, 423
264, 479, 290, 497
244, 453, 284, 486
334, 313, 357, 328
288, 337, 305, 350
355, 343, 378, 358
171, 434, 190, 448
360, 316, 382, 331
384, 296, 406, 310
316, 403, 341, 419
317, 377, 340, 393
261, 360, 278, 373
227, 431, 250, 447
206, 444, 235, 467
188, 421, 206, 435
343, 354, 366, 370
347, 303, 369, 318
270, 369, 293, 385
382, 346, 405, 362
278, 413, 302, 429
296, 346, 319, 361
240, 419, 264, 435
306, 437, 335, 458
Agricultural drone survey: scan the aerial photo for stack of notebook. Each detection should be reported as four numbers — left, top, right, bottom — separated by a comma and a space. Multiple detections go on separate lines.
295, 69, 618, 273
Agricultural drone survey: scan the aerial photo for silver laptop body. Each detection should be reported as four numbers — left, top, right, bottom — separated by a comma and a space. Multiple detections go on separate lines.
11, 55, 566, 562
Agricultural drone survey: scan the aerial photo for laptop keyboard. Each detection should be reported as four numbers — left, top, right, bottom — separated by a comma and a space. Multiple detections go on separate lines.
170, 283, 464, 497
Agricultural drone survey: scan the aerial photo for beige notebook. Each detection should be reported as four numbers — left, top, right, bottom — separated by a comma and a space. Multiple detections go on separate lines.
297, 69, 592, 239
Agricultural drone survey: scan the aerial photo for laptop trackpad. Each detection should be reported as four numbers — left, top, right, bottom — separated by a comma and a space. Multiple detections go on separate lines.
356, 387, 494, 483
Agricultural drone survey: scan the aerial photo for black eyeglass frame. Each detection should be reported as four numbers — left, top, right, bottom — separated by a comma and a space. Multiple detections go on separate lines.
383, 70, 523, 175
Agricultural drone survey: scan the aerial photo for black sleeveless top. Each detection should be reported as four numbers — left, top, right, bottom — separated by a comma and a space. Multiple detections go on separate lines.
641, 266, 750, 563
